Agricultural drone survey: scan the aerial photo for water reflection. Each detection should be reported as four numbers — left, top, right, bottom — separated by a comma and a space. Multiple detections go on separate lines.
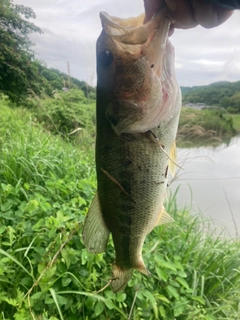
170, 136, 240, 237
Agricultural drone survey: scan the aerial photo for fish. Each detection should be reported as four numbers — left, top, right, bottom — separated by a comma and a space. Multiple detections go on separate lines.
82, 6, 181, 292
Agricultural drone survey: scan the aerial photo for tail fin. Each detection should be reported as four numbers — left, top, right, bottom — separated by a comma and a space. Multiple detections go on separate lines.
111, 265, 133, 293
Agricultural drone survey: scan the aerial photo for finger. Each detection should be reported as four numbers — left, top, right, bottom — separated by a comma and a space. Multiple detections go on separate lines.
144, 0, 162, 22
191, 0, 233, 28
165, 0, 199, 29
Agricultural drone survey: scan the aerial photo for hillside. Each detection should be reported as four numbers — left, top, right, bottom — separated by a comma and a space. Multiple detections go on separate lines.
181, 81, 240, 113
0, 0, 95, 104
37, 65, 96, 99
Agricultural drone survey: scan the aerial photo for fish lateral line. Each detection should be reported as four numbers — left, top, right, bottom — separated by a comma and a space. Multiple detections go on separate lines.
101, 168, 136, 204
147, 130, 183, 171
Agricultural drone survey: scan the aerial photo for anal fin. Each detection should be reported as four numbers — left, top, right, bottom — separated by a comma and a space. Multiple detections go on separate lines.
155, 207, 174, 226
82, 191, 110, 254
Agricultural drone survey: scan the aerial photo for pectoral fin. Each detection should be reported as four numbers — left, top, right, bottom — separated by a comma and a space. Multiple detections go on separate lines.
82, 191, 110, 254
155, 207, 174, 226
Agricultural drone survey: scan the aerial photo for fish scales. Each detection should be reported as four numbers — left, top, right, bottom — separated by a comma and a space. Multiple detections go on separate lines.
96, 90, 179, 267
82, 6, 181, 292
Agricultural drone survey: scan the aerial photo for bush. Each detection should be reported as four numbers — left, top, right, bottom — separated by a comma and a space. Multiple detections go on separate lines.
25, 89, 96, 145
177, 107, 236, 147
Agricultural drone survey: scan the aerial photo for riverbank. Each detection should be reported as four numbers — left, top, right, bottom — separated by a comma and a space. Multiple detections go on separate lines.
0, 100, 239, 319
177, 107, 238, 147
232, 113, 240, 132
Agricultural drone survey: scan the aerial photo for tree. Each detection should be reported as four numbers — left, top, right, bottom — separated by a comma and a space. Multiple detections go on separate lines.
0, 0, 45, 102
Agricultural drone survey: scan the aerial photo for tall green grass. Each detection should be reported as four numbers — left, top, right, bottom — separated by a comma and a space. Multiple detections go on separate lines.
232, 114, 240, 132
26, 88, 96, 140
178, 107, 236, 147
0, 99, 239, 319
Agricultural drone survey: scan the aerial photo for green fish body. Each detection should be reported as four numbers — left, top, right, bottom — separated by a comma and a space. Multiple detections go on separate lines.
82, 7, 181, 292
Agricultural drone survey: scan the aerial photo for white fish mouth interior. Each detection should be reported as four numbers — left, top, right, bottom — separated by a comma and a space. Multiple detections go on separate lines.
100, 11, 145, 30
100, 10, 170, 48
100, 11, 149, 45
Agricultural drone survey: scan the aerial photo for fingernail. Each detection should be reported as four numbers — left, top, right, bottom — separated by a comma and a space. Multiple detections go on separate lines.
165, 0, 177, 12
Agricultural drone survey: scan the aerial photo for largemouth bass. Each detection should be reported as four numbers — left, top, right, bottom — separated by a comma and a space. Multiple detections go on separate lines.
82, 6, 181, 292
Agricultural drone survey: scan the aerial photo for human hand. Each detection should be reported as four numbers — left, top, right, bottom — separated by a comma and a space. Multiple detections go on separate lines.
144, 0, 233, 29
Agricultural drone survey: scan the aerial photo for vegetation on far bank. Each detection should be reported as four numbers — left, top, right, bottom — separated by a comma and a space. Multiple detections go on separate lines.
182, 81, 240, 114
232, 114, 240, 132
177, 107, 237, 147
0, 96, 240, 319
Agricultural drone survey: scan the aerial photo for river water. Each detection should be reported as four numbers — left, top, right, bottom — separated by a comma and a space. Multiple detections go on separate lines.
170, 136, 240, 237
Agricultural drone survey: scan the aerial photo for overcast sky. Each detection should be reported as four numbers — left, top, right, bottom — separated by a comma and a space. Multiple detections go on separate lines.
15, 0, 240, 87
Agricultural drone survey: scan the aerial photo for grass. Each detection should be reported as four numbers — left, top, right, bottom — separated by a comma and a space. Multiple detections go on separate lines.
0, 96, 239, 319
178, 107, 237, 147
231, 114, 240, 132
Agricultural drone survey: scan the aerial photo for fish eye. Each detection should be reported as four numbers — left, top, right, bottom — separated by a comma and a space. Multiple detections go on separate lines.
98, 49, 113, 67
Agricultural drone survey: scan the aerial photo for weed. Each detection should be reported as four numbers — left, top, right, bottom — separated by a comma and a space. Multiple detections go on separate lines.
177, 107, 236, 147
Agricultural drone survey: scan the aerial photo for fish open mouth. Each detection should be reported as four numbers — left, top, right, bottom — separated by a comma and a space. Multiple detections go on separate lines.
99, 9, 171, 47
96, 7, 180, 135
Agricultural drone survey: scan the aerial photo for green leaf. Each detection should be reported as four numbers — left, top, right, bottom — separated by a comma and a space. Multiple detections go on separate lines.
156, 267, 168, 281
0, 226, 6, 235
158, 259, 177, 271
174, 303, 185, 317
155, 294, 170, 304
55, 294, 68, 306
159, 305, 166, 318
31, 292, 44, 301
1, 200, 13, 211
170, 280, 180, 288
81, 248, 89, 265
94, 301, 105, 316
32, 218, 44, 230
166, 285, 179, 299
0, 248, 34, 279
62, 276, 72, 287
57, 291, 127, 318
49, 288, 64, 320
143, 290, 156, 304
21, 276, 32, 287
176, 276, 189, 289
116, 292, 126, 302
178, 270, 187, 278
191, 296, 205, 305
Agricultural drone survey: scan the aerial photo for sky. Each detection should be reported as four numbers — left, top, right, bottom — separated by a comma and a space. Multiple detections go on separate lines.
15, 0, 240, 87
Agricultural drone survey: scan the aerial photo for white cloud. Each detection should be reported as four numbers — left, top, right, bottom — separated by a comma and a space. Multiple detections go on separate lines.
13, 0, 240, 87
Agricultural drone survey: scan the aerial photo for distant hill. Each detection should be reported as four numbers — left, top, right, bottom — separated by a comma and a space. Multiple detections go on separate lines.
180, 81, 240, 113
39, 66, 95, 98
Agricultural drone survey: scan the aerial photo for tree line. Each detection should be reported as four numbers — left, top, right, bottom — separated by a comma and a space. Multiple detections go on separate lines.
0, 0, 95, 104
181, 81, 240, 113
1, 0, 239, 113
